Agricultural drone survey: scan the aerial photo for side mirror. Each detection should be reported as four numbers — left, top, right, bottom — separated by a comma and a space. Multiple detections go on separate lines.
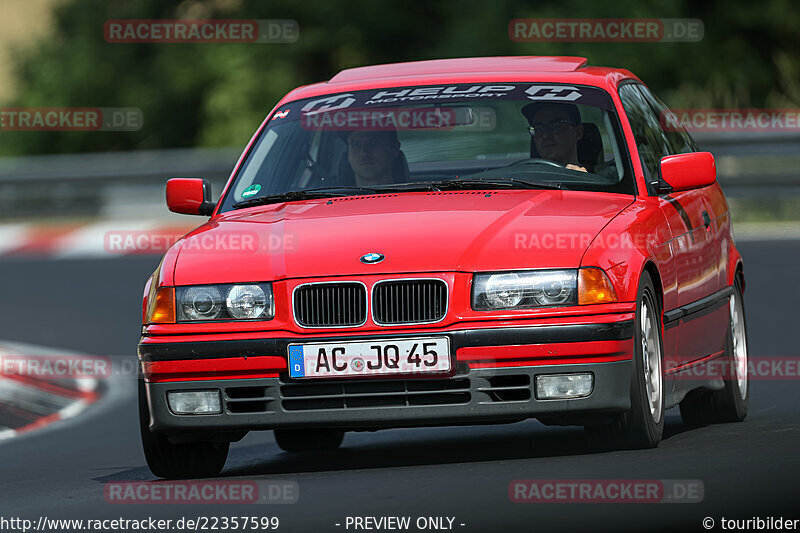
658, 151, 716, 193
166, 178, 215, 216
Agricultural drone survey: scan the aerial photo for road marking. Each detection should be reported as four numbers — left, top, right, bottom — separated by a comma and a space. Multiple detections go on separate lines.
735, 222, 800, 241
0, 341, 102, 441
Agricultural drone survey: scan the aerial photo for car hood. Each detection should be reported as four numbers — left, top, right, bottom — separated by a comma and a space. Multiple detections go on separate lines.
172, 190, 634, 285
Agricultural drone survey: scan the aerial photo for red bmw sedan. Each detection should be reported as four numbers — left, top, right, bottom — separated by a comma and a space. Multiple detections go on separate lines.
138, 56, 748, 478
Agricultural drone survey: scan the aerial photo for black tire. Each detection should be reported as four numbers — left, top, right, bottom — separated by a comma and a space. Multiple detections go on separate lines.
138, 379, 229, 479
274, 428, 344, 452
679, 277, 749, 426
585, 271, 665, 450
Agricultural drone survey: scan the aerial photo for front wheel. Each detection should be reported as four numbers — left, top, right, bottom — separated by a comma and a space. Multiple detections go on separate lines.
138, 379, 229, 479
585, 271, 665, 450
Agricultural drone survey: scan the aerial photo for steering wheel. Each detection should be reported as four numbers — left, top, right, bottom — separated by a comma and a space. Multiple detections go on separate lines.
503, 157, 565, 168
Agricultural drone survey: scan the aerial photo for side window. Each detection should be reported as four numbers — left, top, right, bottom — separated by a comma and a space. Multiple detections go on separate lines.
618, 83, 672, 189
636, 84, 698, 155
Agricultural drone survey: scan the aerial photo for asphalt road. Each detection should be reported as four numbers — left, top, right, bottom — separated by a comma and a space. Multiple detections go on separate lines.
0, 240, 798, 533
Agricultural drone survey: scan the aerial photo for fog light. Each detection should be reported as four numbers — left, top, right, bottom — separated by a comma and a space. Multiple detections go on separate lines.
167, 390, 222, 414
535, 373, 593, 399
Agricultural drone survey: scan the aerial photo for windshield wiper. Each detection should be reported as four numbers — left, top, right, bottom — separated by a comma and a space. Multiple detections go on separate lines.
420, 178, 564, 191
232, 183, 443, 209
369, 182, 442, 192
232, 187, 378, 209
231, 178, 556, 209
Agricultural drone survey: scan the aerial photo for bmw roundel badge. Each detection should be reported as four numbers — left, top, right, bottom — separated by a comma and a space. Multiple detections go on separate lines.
360, 252, 385, 264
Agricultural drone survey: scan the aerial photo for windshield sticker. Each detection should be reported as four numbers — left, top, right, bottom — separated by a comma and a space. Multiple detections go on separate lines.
525, 85, 583, 101
292, 84, 614, 119
301, 94, 356, 116
364, 85, 516, 105
241, 183, 261, 198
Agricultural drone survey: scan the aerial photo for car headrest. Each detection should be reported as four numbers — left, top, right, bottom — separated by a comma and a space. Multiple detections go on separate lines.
577, 123, 603, 171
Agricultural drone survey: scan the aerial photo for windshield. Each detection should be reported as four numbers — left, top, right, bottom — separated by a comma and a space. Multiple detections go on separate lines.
218, 83, 635, 212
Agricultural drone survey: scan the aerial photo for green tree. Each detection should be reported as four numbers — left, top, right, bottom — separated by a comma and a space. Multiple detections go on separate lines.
2, 0, 798, 156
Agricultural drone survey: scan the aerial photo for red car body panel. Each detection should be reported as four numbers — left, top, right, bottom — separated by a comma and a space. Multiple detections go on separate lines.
171, 190, 633, 285
139, 56, 743, 436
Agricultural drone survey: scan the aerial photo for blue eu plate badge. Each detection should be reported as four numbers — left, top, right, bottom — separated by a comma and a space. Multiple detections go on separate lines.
288, 345, 305, 377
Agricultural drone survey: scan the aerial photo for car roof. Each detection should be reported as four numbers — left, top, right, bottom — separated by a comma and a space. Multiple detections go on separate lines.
278, 56, 641, 104
330, 56, 591, 81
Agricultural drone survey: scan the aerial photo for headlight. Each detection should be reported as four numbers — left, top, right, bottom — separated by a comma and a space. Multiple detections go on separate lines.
473, 270, 577, 310
226, 284, 268, 319
176, 283, 274, 321
181, 286, 224, 320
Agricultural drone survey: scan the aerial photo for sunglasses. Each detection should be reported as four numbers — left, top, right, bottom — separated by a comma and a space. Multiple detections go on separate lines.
528, 120, 578, 136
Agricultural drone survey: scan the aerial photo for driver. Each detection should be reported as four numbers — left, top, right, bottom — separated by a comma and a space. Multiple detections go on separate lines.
347, 129, 401, 187
522, 102, 587, 173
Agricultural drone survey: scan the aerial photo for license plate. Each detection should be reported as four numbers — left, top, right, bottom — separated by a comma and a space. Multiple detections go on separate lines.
288, 337, 451, 379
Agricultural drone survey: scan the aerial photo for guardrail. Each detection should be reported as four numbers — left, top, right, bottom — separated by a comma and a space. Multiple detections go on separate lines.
0, 147, 240, 219
0, 134, 798, 219
693, 133, 800, 197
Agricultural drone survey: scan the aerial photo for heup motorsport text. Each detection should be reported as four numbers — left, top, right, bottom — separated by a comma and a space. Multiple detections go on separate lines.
365, 85, 516, 104
298, 84, 595, 116
364, 84, 586, 105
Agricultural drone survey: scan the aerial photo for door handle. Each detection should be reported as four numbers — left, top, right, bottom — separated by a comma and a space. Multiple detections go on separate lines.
702, 211, 712, 229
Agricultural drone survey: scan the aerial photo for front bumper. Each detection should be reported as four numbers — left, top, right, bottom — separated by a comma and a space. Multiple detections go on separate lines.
140, 319, 635, 435
144, 361, 632, 434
